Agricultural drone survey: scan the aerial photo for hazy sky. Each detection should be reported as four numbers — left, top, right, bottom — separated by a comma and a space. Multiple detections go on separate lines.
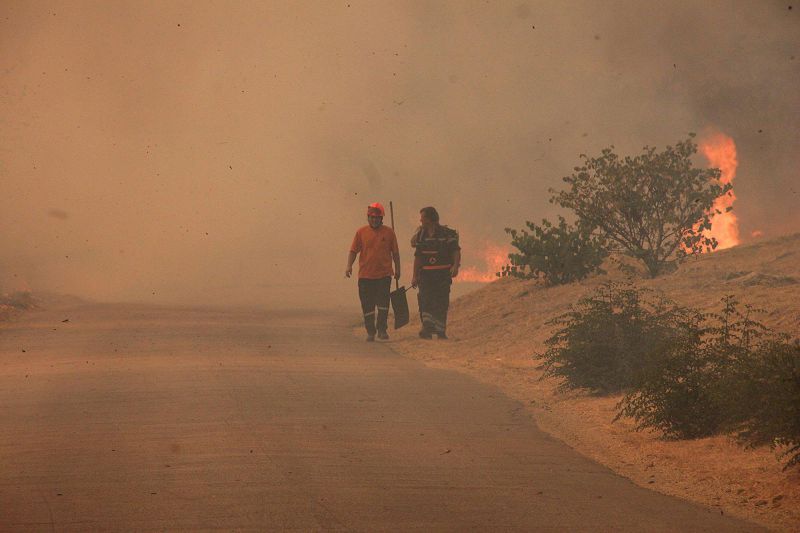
1, 0, 798, 307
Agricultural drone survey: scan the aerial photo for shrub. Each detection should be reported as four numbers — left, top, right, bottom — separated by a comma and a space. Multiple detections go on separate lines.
618, 297, 800, 467
723, 337, 800, 469
538, 282, 702, 395
541, 287, 800, 467
501, 216, 608, 285
707, 300, 800, 467
615, 341, 725, 439
616, 297, 769, 439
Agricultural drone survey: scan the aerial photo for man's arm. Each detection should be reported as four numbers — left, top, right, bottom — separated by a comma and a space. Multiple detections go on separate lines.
392, 251, 401, 280
450, 249, 461, 278
345, 251, 357, 278
448, 228, 461, 278
411, 255, 423, 288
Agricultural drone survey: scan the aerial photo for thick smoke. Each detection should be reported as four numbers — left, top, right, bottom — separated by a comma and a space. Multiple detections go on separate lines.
1, 1, 797, 307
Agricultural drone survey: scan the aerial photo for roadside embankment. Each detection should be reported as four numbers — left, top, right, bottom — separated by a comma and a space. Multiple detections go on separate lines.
388, 233, 800, 531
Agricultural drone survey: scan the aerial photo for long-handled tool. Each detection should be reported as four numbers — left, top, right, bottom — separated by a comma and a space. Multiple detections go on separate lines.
389, 201, 410, 329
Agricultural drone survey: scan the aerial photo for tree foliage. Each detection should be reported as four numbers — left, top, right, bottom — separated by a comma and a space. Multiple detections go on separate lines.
551, 135, 732, 277
501, 216, 608, 285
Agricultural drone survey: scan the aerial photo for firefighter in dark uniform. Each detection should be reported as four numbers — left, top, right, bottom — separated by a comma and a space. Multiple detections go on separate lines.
410, 206, 461, 339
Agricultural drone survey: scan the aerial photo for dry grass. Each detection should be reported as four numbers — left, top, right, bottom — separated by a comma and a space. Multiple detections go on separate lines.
389, 233, 800, 531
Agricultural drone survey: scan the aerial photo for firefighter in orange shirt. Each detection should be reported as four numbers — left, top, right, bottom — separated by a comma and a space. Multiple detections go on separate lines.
345, 203, 401, 341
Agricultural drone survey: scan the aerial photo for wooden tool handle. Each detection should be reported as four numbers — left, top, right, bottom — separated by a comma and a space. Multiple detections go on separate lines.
389, 201, 399, 290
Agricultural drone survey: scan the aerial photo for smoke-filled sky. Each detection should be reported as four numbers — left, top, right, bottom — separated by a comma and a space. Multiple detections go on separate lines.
1, 0, 798, 307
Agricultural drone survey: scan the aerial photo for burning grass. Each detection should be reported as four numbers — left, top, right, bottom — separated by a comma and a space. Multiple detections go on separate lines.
457, 243, 510, 283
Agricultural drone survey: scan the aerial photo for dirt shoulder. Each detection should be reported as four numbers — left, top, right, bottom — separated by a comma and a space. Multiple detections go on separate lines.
387, 234, 800, 531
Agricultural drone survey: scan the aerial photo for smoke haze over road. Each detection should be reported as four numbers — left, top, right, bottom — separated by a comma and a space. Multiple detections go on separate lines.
1, 1, 797, 307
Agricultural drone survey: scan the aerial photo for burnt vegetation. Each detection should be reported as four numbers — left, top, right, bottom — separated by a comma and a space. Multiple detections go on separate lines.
539, 283, 800, 469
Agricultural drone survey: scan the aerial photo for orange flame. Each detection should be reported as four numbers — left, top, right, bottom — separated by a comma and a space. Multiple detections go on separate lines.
457, 243, 509, 283
700, 132, 740, 249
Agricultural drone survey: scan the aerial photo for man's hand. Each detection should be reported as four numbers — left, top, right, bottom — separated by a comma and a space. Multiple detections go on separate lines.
394, 270, 401, 281
450, 265, 459, 278
345, 251, 357, 279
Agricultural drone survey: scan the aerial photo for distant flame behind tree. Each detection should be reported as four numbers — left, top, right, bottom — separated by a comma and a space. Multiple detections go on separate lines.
457, 243, 510, 283
700, 132, 741, 250
458, 133, 742, 284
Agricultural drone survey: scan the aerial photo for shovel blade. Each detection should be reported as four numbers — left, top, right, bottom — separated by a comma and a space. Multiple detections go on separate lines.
390, 286, 410, 329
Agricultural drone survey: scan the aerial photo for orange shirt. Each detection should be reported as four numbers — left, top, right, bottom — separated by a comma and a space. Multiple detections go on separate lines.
350, 225, 399, 279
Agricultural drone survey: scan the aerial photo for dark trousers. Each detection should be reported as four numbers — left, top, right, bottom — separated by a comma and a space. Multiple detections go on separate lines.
418, 270, 451, 334
358, 276, 391, 335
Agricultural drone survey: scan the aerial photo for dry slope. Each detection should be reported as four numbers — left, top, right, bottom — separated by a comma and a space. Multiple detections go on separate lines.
390, 233, 800, 531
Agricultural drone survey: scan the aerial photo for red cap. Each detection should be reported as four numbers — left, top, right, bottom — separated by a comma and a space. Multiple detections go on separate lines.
367, 202, 385, 217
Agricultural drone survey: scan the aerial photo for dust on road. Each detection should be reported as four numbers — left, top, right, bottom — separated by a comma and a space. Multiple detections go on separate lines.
0, 303, 759, 531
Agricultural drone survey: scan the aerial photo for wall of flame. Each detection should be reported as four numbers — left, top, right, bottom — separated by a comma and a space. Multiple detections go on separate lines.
700, 132, 741, 250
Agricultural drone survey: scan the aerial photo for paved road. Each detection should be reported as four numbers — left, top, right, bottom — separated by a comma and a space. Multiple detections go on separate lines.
0, 303, 759, 531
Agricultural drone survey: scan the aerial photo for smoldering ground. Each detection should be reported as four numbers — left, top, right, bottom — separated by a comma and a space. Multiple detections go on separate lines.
1, 1, 797, 308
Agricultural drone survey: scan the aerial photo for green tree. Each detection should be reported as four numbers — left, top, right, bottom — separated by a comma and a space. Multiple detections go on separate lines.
551, 134, 731, 277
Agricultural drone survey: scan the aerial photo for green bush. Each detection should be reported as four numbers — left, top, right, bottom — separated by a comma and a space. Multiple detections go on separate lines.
538, 282, 702, 395
723, 337, 800, 469
616, 296, 764, 439
615, 343, 724, 439
501, 216, 608, 285
543, 287, 800, 467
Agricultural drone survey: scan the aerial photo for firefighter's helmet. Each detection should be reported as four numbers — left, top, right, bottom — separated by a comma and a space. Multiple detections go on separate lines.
367, 202, 385, 217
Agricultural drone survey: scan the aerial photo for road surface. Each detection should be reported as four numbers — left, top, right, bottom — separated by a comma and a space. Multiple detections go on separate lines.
0, 302, 759, 531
